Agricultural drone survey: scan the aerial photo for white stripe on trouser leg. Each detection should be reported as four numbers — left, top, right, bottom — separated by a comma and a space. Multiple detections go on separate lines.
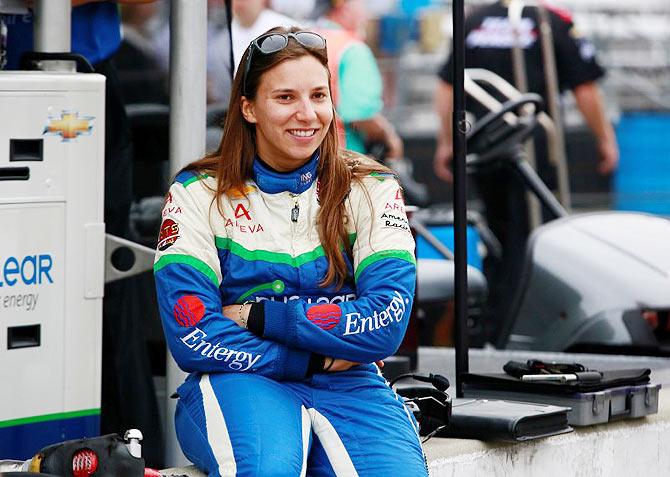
307, 408, 358, 476
376, 363, 422, 438
402, 397, 421, 437
300, 406, 311, 477
199, 374, 237, 476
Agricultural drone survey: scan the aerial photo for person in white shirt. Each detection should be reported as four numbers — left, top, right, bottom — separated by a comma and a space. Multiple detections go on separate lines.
231, 0, 297, 72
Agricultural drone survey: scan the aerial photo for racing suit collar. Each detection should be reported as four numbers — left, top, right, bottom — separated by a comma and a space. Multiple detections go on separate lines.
252, 151, 319, 194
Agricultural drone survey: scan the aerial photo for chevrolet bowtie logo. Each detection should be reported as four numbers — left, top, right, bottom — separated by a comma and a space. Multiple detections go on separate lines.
44, 111, 94, 141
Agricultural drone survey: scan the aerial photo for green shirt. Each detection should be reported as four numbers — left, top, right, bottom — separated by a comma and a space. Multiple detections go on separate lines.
337, 42, 384, 153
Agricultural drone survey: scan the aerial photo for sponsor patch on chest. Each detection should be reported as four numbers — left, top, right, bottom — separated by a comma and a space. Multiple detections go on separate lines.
224, 203, 265, 234
380, 211, 409, 231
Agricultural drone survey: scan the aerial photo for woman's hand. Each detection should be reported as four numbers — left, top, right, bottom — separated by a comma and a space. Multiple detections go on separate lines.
221, 304, 387, 372
325, 358, 359, 372
222, 303, 250, 328
322, 357, 385, 373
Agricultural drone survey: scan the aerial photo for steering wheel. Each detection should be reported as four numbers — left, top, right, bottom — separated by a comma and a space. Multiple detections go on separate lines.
466, 93, 543, 169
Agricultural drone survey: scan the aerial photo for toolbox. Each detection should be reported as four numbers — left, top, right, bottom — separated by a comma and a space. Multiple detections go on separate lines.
461, 370, 661, 426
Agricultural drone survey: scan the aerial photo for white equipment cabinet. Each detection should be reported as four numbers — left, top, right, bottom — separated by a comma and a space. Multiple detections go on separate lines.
0, 71, 105, 459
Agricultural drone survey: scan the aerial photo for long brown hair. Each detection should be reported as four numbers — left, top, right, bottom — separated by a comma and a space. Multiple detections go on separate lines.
185, 26, 389, 288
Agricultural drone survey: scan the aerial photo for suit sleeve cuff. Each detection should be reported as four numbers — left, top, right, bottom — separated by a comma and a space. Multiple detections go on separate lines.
277, 347, 313, 380
306, 354, 326, 377
262, 300, 296, 344
246, 302, 265, 336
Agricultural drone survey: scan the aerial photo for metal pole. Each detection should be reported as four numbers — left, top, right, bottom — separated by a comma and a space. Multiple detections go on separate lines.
508, 0, 542, 230
166, 0, 208, 467
536, 4, 571, 212
33, 0, 75, 72
508, 0, 529, 95
452, 0, 468, 399
169, 0, 208, 175
33, 0, 70, 52
512, 153, 569, 219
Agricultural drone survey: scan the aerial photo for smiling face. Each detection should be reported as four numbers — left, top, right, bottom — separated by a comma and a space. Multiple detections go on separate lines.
241, 55, 333, 172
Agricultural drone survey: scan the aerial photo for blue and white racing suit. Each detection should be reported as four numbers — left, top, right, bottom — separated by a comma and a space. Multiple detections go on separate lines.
154, 152, 428, 476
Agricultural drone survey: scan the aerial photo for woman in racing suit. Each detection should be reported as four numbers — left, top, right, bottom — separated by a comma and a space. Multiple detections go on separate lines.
154, 26, 427, 476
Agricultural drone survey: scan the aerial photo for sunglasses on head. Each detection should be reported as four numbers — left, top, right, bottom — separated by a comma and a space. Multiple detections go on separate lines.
242, 31, 327, 97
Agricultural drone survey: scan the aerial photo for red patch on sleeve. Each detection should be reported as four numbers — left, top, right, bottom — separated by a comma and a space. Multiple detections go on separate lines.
307, 304, 341, 331
174, 295, 206, 327
158, 218, 180, 251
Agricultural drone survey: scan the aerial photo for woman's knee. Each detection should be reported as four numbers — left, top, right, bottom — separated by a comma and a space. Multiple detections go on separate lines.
174, 399, 222, 476
175, 373, 309, 476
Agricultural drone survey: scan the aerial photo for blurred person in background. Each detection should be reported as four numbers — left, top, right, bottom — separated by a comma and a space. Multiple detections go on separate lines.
230, 0, 297, 72
142, 1, 234, 106
3, 0, 164, 466
117, 2, 169, 104
313, 0, 402, 159
270, 0, 316, 21
313, 0, 429, 205
206, 0, 234, 105
433, 0, 618, 337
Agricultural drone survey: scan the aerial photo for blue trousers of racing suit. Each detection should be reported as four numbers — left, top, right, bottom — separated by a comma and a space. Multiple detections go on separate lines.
174, 364, 428, 476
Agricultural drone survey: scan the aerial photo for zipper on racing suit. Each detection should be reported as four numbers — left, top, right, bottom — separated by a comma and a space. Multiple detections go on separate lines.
290, 194, 300, 222
289, 193, 300, 287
